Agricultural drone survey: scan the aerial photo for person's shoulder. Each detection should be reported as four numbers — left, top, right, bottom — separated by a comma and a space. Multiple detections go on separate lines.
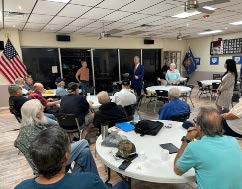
14, 178, 35, 189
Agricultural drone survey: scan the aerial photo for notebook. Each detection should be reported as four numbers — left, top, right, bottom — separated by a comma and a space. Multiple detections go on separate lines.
116, 122, 135, 132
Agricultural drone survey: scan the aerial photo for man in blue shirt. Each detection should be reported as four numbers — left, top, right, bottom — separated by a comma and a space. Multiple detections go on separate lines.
55, 77, 68, 97
174, 107, 242, 189
15, 127, 127, 189
158, 87, 190, 120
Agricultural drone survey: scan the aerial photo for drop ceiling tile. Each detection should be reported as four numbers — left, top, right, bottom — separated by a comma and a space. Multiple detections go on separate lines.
4, 21, 25, 29
70, 0, 104, 7
133, 15, 163, 24
69, 18, 96, 27
120, 0, 163, 13
139, 3, 176, 15
4, 13, 29, 22
158, 7, 184, 17
49, 16, 75, 25
97, 0, 135, 10
28, 14, 54, 24
77, 27, 101, 33
42, 24, 64, 31
118, 13, 149, 23
102, 11, 131, 21
25, 22, 46, 30
58, 4, 91, 17
5, 0, 36, 13
80, 7, 114, 19
59, 26, 79, 33
33, 0, 66, 15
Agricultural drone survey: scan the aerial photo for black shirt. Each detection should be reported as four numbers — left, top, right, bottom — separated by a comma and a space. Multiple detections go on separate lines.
9, 96, 29, 117
93, 102, 128, 129
60, 94, 89, 125
160, 64, 170, 80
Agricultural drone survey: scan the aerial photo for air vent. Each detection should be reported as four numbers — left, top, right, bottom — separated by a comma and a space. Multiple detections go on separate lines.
4, 11, 28, 18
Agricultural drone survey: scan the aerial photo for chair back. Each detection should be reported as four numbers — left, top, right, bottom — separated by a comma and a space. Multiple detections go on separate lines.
213, 74, 221, 80
211, 82, 220, 91
155, 90, 168, 100
56, 113, 81, 132
197, 81, 203, 88
170, 112, 190, 122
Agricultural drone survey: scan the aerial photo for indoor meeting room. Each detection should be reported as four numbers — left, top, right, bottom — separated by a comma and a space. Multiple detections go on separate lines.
1, 0, 242, 189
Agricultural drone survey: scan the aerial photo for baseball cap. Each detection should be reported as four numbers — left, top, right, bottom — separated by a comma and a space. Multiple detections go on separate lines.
67, 82, 78, 91
8, 84, 21, 95
55, 77, 65, 85
116, 139, 136, 159
122, 78, 130, 86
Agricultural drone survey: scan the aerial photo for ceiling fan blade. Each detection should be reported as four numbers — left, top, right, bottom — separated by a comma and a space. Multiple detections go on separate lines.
199, 0, 230, 7
183, 35, 191, 39
197, 7, 214, 14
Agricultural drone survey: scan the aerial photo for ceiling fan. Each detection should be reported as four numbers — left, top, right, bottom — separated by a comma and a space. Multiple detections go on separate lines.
177, 32, 190, 40
98, 23, 122, 40
185, 0, 230, 14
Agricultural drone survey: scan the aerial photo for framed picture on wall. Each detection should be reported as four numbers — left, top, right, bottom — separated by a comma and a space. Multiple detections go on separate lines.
210, 57, 219, 65
232, 56, 242, 64
194, 57, 200, 65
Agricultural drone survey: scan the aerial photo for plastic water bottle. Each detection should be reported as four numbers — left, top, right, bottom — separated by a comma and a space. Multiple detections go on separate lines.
133, 111, 140, 124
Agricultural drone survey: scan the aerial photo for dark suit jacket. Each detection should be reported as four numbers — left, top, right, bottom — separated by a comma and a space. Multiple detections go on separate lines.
129, 63, 144, 89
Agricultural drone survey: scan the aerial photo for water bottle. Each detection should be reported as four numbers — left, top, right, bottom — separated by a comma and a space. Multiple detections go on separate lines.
101, 123, 109, 140
133, 111, 140, 124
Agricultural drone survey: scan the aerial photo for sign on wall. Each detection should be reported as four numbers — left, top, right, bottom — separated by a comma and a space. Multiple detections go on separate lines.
232, 56, 242, 64
210, 56, 219, 65
194, 57, 200, 65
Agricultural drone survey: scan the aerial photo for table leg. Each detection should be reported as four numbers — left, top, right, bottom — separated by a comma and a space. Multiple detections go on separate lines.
105, 167, 111, 183
127, 177, 132, 189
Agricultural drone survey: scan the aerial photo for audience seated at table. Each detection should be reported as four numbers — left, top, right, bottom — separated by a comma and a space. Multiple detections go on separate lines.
93, 91, 128, 129
165, 63, 180, 85
158, 87, 190, 120
221, 98, 242, 138
14, 99, 98, 176
160, 61, 170, 85
55, 77, 68, 97
114, 78, 136, 107
14, 77, 29, 95
60, 82, 94, 131
22, 75, 33, 92
174, 107, 242, 189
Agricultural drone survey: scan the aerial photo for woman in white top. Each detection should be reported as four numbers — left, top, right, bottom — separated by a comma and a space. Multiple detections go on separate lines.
216, 59, 238, 112
165, 63, 180, 85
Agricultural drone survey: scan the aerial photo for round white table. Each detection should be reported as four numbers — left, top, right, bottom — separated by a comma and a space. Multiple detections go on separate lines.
146, 86, 191, 94
157, 77, 187, 83
200, 80, 221, 86
87, 95, 114, 109
96, 120, 195, 186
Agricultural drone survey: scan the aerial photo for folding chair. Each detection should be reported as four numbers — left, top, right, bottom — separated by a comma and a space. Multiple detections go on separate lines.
154, 90, 169, 113
211, 82, 220, 99
197, 81, 210, 98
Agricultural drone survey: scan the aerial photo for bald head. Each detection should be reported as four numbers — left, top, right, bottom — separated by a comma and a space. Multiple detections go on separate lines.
33, 83, 44, 93
97, 91, 110, 105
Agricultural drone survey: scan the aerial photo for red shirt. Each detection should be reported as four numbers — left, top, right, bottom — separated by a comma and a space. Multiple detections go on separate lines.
29, 92, 48, 107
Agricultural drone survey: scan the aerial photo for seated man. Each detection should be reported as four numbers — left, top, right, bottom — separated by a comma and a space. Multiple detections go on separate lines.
23, 75, 33, 91
14, 77, 29, 95
55, 77, 68, 97
221, 98, 242, 138
8, 84, 29, 119
60, 82, 93, 130
114, 78, 137, 107
93, 91, 128, 129
15, 99, 98, 176
174, 107, 242, 189
158, 87, 190, 120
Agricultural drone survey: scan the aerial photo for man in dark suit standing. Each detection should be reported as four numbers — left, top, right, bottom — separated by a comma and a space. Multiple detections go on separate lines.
124, 56, 144, 96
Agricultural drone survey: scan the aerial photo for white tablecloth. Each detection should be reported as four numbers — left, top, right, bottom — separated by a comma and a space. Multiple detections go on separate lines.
157, 77, 187, 82
200, 80, 221, 86
146, 86, 191, 94
96, 120, 195, 183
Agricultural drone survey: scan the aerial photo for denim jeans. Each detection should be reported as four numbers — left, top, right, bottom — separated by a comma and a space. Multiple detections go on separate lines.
66, 139, 98, 175
44, 113, 59, 126
80, 81, 89, 95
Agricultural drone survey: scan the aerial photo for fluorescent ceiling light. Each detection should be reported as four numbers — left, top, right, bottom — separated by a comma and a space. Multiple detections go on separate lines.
172, 11, 201, 18
230, 21, 242, 25
203, 6, 216, 11
47, 0, 69, 3
199, 30, 222, 35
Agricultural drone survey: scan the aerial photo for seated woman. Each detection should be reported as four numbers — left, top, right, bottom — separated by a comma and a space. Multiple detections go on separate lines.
15, 99, 98, 176
165, 63, 180, 85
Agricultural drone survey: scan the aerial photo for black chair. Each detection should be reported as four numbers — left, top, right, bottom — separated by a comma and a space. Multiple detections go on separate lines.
213, 74, 221, 80
56, 113, 84, 142
170, 112, 190, 122
124, 104, 136, 121
154, 90, 169, 113
211, 82, 220, 98
197, 81, 210, 98
9, 100, 21, 123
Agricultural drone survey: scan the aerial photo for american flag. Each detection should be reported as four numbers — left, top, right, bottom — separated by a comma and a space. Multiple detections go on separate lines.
0, 39, 27, 83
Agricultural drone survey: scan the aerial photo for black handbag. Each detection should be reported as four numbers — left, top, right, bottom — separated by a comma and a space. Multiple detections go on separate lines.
134, 120, 163, 136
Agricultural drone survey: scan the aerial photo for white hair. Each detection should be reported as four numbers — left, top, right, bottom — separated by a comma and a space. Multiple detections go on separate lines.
14, 77, 24, 85
21, 99, 47, 127
169, 87, 181, 98
97, 91, 110, 104
170, 63, 176, 68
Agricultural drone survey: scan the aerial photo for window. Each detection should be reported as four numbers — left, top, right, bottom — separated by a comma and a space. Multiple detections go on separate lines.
22, 48, 60, 89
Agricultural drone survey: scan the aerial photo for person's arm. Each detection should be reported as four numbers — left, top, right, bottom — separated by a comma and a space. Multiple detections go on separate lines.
75, 69, 81, 82
165, 72, 170, 84
158, 105, 169, 120
46, 100, 60, 107
174, 127, 198, 175
221, 112, 239, 120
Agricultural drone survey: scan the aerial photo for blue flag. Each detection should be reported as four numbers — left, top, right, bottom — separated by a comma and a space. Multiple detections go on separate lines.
182, 48, 197, 76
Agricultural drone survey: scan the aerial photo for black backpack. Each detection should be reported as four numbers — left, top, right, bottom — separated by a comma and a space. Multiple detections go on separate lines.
134, 120, 163, 136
